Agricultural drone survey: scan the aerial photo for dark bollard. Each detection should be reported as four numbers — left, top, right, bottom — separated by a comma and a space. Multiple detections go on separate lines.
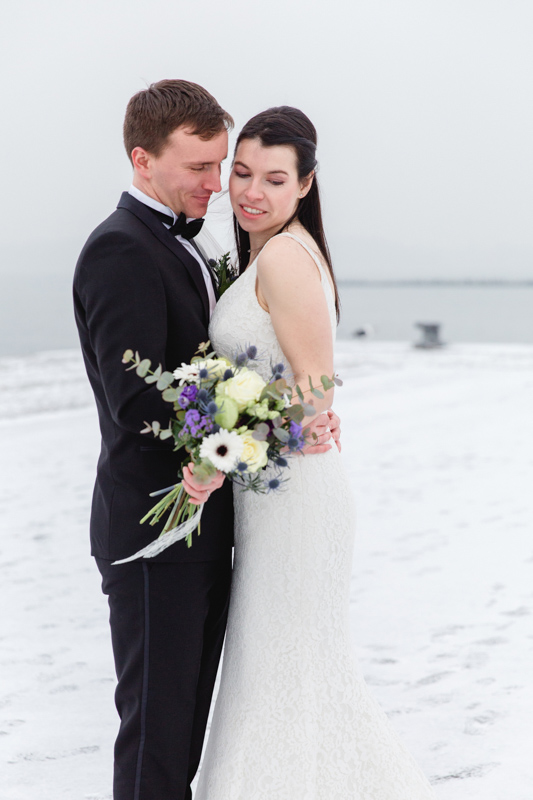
414, 322, 445, 348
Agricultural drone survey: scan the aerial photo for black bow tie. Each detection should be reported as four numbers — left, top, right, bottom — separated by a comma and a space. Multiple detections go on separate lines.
147, 207, 204, 240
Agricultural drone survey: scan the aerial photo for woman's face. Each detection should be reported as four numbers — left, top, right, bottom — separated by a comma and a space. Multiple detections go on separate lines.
229, 138, 311, 245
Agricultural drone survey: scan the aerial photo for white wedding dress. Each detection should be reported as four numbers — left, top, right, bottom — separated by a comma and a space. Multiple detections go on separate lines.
195, 232, 436, 799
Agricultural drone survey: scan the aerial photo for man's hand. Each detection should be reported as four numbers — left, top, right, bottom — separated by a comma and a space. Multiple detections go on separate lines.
182, 462, 225, 505
327, 408, 342, 453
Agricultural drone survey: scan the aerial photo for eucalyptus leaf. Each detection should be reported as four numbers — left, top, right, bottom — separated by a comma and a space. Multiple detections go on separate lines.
311, 388, 324, 399
252, 422, 269, 441
136, 359, 151, 378
286, 405, 304, 423
303, 403, 316, 416
159, 429, 173, 440
162, 387, 179, 402
193, 460, 217, 483
295, 384, 305, 403
122, 349, 134, 363
271, 415, 283, 428
157, 371, 175, 391
273, 427, 290, 443
320, 375, 335, 391
334, 376, 344, 386
152, 421, 161, 436
272, 378, 288, 393
144, 374, 159, 384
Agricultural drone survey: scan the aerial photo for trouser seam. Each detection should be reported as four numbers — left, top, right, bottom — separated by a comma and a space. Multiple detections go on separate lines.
134, 562, 150, 800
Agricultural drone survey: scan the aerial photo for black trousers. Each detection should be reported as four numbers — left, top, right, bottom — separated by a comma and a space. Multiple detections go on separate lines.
96, 556, 232, 800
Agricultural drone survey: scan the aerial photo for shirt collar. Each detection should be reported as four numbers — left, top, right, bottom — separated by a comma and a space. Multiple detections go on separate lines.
128, 185, 197, 224
128, 184, 178, 222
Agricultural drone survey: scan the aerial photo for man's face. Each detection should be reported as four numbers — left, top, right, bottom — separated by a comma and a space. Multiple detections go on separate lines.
139, 126, 228, 218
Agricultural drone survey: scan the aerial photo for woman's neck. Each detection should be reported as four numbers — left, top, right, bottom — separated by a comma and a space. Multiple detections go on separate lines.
248, 220, 306, 258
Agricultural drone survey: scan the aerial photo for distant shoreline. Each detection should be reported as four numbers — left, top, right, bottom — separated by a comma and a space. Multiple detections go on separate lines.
337, 279, 533, 287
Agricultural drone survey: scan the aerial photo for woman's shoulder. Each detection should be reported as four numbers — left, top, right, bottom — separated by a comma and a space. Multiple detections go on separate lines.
257, 228, 323, 276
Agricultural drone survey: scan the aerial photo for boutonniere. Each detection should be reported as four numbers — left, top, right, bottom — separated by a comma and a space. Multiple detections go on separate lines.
208, 253, 239, 297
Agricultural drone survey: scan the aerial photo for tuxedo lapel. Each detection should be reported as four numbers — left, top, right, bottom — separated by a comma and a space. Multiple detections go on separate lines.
117, 192, 210, 321
189, 239, 220, 300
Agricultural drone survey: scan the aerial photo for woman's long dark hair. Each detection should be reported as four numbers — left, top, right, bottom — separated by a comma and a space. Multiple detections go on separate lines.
232, 106, 340, 321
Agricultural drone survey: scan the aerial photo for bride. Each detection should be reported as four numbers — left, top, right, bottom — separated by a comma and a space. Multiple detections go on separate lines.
185, 106, 437, 799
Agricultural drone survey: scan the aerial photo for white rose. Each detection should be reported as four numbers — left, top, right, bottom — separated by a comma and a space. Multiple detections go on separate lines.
195, 358, 231, 380
218, 368, 267, 411
239, 430, 269, 473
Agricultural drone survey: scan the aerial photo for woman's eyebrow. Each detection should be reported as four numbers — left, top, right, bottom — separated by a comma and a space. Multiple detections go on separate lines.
234, 160, 288, 176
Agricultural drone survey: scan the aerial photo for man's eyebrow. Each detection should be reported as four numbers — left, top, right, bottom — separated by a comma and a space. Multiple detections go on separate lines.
234, 160, 288, 176
186, 157, 228, 166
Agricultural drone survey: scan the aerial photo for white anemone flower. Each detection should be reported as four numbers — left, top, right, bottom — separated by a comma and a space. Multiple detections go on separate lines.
173, 363, 200, 385
199, 429, 245, 473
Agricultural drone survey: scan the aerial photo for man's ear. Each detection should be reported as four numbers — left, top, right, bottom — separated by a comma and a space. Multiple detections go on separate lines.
131, 147, 151, 179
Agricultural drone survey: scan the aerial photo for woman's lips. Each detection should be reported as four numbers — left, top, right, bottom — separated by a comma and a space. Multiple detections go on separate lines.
240, 205, 266, 220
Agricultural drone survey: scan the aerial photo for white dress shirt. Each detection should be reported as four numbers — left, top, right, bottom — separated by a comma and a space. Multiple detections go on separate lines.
128, 185, 217, 317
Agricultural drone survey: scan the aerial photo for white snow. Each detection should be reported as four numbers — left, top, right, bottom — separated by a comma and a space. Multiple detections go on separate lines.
1, 341, 532, 799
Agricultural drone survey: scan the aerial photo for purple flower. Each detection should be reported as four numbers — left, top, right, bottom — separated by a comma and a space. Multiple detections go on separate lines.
289, 421, 303, 437
178, 384, 198, 409
288, 420, 305, 452
182, 408, 213, 438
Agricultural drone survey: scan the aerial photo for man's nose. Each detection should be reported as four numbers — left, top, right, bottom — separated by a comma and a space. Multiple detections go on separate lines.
203, 167, 222, 194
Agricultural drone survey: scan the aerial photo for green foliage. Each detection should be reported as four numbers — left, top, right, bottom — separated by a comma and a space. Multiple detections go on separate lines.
144, 364, 162, 384
252, 422, 270, 441
210, 252, 239, 296
136, 359, 151, 377
162, 386, 179, 403
286, 404, 304, 424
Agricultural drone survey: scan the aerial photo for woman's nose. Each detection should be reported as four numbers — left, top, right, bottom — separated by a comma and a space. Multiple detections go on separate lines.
245, 180, 264, 201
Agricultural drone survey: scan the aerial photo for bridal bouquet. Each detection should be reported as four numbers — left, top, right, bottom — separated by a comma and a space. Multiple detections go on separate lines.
114, 342, 340, 563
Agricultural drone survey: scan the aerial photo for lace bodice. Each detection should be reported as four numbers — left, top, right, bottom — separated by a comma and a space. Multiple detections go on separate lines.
208, 232, 336, 381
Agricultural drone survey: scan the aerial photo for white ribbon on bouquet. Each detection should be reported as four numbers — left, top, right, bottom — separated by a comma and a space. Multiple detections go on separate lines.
112, 504, 205, 564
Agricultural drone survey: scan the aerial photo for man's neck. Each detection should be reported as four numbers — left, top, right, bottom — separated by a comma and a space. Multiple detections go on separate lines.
131, 177, 182, 217
129, 184, 182, 223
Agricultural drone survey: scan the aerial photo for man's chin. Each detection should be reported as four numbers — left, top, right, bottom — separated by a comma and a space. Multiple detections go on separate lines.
188, 200, 210, 219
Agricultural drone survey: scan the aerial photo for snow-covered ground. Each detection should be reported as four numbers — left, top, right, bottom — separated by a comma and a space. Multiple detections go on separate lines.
1, 341, 532, 800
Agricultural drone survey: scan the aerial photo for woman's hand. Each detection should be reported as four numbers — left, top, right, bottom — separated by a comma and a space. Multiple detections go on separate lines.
300, 413, 332, 454
300, 408, 342, 454
327, 408, 342, 453
182, 462, 226, 505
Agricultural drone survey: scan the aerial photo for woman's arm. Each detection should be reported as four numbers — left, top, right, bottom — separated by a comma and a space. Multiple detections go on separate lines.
256, 235, 335, 416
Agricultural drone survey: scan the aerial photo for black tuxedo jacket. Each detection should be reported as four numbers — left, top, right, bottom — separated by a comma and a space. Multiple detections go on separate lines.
73, 192, 234, 562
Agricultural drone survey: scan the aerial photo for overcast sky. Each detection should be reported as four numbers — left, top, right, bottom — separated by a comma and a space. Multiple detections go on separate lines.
2, 0, 533, 279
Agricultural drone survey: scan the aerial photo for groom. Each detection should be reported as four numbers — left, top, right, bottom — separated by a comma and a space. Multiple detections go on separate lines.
74, 79, 338, 800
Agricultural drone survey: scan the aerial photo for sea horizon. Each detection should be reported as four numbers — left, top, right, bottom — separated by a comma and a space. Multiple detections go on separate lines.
3, 273, 533, 357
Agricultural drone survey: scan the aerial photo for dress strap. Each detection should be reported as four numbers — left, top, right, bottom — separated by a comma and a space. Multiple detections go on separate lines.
273, 232, 327, 281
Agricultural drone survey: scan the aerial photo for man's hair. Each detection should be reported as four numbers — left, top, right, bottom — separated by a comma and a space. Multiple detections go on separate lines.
123, 79, 234, 163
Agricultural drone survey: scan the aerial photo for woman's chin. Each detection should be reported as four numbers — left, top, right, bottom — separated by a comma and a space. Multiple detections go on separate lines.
236, 216, 266, 233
